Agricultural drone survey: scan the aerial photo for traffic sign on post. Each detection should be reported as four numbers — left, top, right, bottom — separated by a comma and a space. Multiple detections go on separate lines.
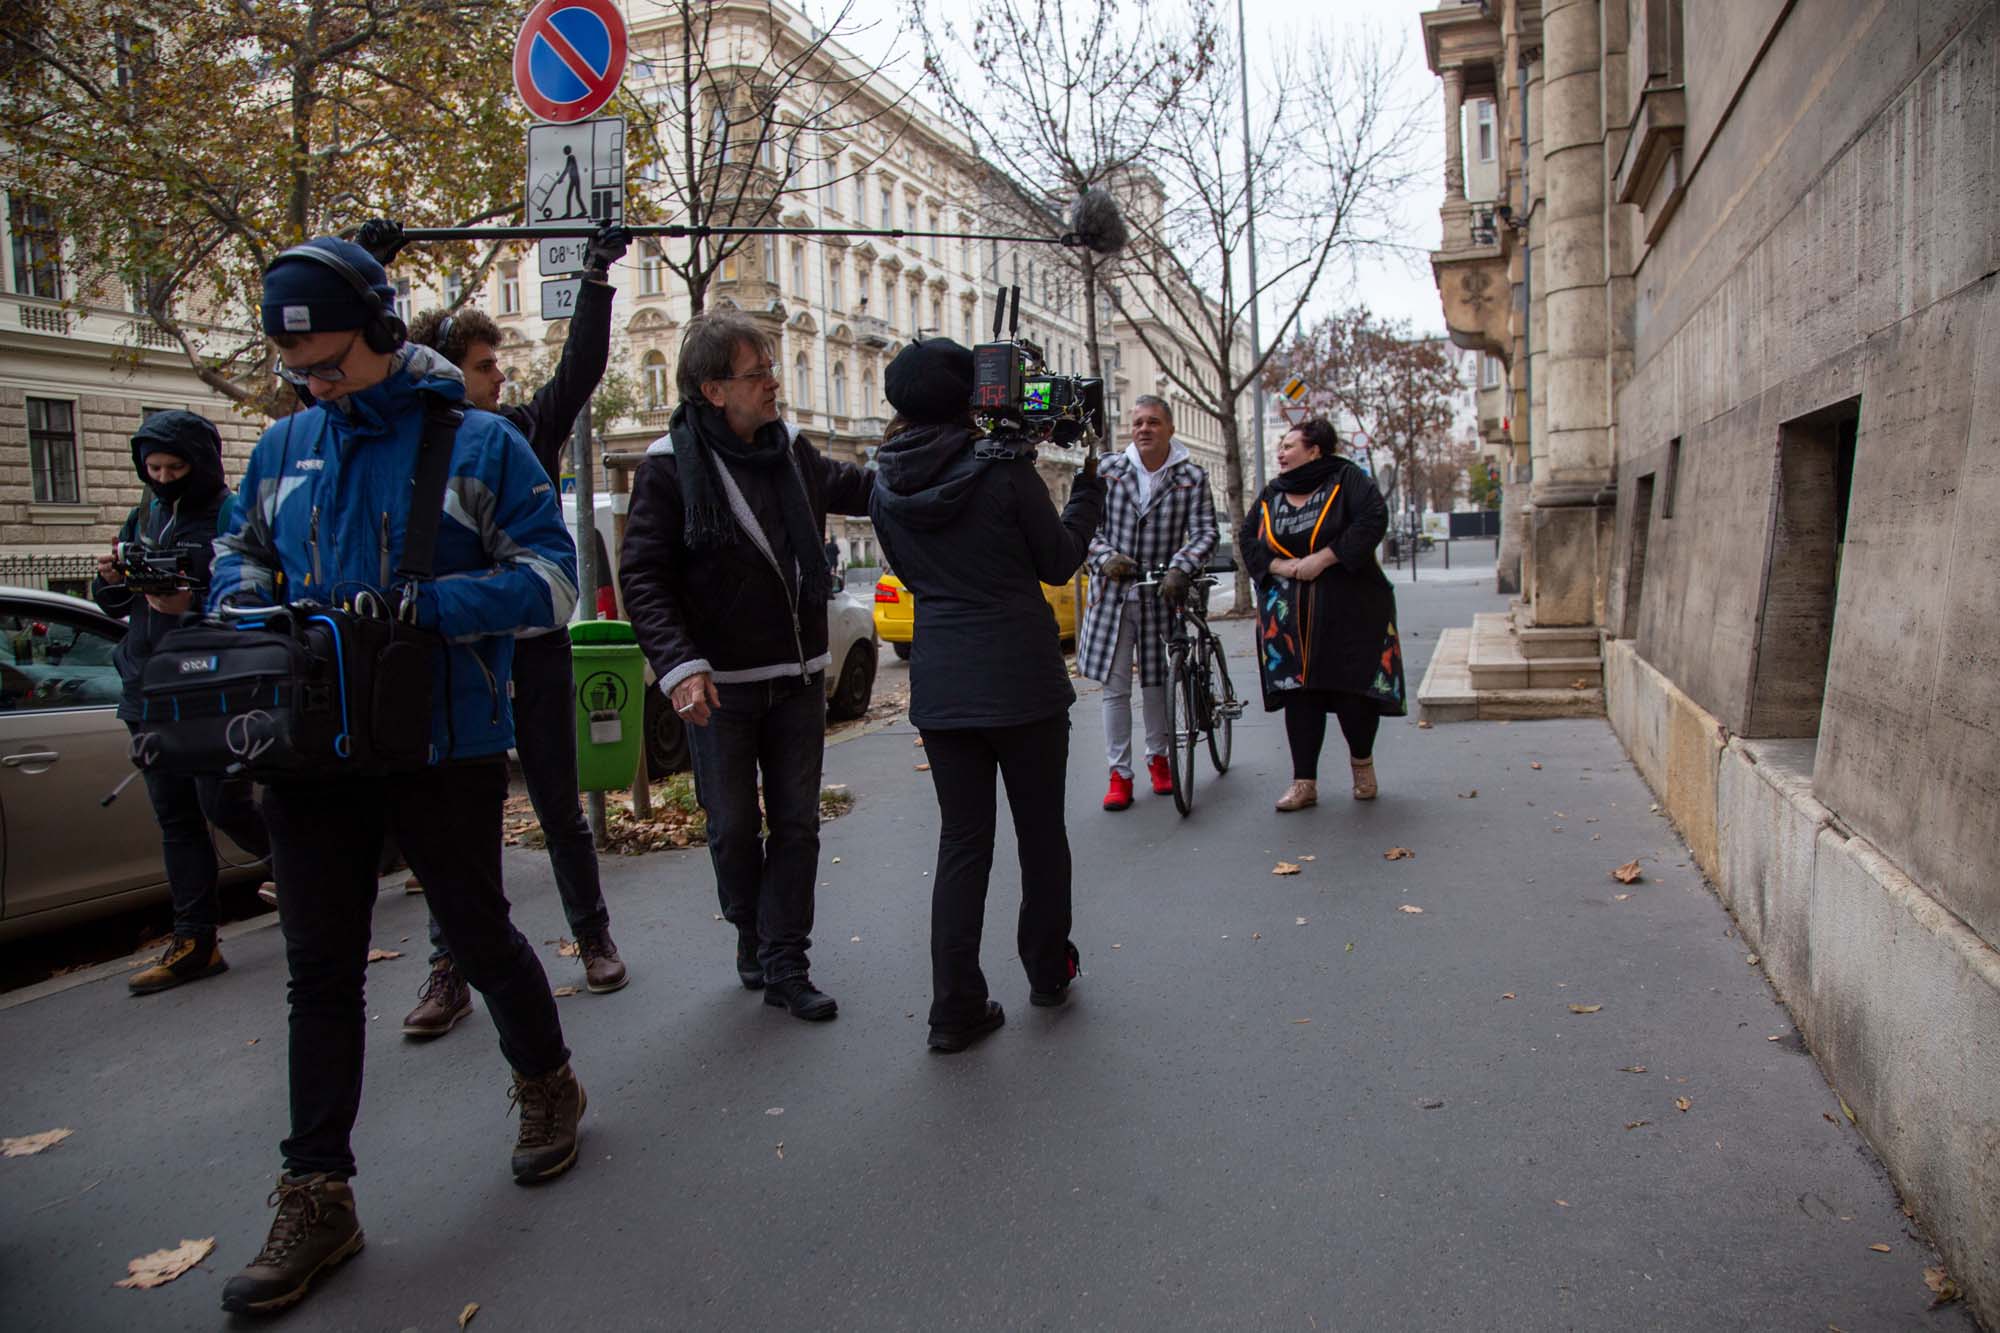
527, 115, 626, 312
513, 0, 628, 124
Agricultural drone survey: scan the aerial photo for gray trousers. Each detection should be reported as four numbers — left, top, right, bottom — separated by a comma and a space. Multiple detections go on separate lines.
1100, 609, 1168, 778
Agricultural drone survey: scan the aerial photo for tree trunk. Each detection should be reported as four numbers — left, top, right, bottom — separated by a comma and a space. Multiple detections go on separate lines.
1217, 390, 1252, 615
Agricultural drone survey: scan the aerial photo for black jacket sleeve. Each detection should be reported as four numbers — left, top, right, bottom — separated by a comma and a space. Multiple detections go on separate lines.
1016, 466, 1104, 587
508, 276, 614, 480
1238, 492, 1274, 582
618, 454, 707, 691
1333, 473, 1389, 569
813, 448, 874, 518
90, 506, 143, 618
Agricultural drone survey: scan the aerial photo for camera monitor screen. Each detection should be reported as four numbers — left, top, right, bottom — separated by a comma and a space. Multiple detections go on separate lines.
1022, 378, 1055, 413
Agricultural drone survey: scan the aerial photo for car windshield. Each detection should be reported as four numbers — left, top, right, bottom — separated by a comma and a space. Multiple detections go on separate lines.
0, 608, 124, 710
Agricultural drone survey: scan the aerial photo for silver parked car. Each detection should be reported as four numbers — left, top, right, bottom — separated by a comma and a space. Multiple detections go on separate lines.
0, 587, 262, 943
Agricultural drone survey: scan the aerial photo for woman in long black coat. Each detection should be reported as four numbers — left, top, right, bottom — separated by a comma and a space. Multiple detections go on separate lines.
1237, 417, 1406, 811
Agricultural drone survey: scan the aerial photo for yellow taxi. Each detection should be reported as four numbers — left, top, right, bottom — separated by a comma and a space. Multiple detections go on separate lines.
873, 571, 1089, 660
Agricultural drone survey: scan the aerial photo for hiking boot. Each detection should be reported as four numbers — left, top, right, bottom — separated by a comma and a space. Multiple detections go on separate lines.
578, 929, 629, 994
218, 1173, 364, 1315
736, 930, 765, 990
1275, 779, 1318, 812
1031, 941, 1081, 1008
400, 959, 472, 1039
928, 1000, 1005, 1053
1102, 770, 1134, 811
509, 1063, 586, 1184
1351, 756, 1378, 800
764, 975, 838, 1021
1147, 754, 1174, 796
128, 935, 226, 995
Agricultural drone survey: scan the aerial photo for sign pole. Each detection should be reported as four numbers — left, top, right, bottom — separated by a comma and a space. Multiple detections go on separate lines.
573, 399, 608, 845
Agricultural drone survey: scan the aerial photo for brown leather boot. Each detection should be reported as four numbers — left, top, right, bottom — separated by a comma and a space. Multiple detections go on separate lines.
400, 959, 471, 1038
219, 1173, 364, 1314
1275, 779, 1318, 812
1351, 757, 1378, 800
509, 1063, 586, 1183
128, 935, 226, 995
577, 929, 629, 994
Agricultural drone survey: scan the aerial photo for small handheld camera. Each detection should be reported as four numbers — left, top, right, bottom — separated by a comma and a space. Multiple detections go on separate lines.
971, 286, 1106, 452
113, 541, 199, 595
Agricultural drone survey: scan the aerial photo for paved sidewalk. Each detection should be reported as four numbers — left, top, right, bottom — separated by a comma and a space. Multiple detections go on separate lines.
0, 582, 1972, 1330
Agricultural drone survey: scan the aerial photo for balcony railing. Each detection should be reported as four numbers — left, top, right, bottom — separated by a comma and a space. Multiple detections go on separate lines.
853, 315, 894, 348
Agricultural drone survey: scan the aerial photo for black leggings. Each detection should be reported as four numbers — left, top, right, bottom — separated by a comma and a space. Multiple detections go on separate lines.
1283, 694, 1379, 780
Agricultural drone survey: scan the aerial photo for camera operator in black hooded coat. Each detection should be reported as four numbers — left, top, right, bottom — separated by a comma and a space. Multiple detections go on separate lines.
91, 410, 271, 994
867, 339, 1105, 1053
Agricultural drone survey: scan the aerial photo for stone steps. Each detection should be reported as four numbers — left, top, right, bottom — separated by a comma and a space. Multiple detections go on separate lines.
1416, 614, 1606, 723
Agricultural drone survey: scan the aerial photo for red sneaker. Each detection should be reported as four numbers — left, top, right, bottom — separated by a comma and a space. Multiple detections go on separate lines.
1102, 770, 1134, 811
1147, 754, 1174, 796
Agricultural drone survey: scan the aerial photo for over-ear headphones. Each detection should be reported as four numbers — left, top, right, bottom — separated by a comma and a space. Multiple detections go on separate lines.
268, 241, 407, 354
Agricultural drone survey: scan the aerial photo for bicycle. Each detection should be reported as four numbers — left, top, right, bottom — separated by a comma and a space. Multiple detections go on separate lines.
1141, 569, 1244, 816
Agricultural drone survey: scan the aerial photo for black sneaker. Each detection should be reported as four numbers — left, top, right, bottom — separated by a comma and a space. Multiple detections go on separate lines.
509, 1062, 586, 1184
1031, 942, 1081, 1008
736, 931, 765, 990
763, 975, 837, 1021
928, 1000, 1005, 1053
219, 1173, 364, 1315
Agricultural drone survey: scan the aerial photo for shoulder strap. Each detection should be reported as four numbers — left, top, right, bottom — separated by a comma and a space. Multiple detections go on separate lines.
395, 392, 464, 587
213, 491, 237, 538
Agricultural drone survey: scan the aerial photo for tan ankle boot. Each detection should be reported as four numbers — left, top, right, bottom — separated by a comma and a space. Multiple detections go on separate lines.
1351, 757, 1378, 800
1275, 779, 1318, 812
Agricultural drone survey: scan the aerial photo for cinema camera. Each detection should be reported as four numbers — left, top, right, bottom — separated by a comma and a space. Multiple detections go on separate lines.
112, 540, 203, 595
971, 285, 1106, 454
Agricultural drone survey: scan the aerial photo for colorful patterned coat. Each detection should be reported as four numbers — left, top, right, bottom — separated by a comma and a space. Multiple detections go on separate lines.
1077, 450, 1219, 686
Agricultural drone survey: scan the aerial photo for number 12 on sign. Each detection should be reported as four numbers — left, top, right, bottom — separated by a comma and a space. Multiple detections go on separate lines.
541, 278, 582, 322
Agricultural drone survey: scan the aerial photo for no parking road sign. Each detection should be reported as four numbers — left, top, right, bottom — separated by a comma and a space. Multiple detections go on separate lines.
513, 0, 628, 124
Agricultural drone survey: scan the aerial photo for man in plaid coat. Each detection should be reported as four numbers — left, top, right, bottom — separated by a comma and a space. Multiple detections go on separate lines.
1079, 396, 1219, 810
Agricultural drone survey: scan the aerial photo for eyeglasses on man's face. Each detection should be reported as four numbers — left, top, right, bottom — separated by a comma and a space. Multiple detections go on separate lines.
714, 362, 779, 384
274, 330, 363, 386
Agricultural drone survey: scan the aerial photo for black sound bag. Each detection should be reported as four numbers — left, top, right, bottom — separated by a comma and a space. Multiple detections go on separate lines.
132, 395, 461, 780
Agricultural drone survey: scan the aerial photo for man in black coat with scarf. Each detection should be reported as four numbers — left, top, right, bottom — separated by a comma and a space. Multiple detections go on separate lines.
619, 311, 871, 1020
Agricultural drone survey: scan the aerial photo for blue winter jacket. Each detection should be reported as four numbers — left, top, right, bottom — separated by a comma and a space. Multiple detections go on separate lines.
208, 346, 579, 762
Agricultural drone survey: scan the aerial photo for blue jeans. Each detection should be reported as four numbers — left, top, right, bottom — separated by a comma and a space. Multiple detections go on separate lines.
685, 671, 825, 985
429, 629, 609, 963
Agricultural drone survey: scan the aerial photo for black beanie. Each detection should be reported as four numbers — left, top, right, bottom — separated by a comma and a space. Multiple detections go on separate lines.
884, 338, 975, 425
261, 237, 395, 337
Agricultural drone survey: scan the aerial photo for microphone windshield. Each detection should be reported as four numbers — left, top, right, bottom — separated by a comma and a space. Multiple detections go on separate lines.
1068, 188, 1129, 255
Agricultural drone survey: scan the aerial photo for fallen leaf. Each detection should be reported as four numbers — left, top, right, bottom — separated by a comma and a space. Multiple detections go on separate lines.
914, 763, 930, 772
1746, 954, 1761, 966
1458, 789, 1478, 799
1619, 1065, 1648, 1074
1625, 1120, 1651, 1130
552, 985, 580, 997
1568, 1003, 1603, 1014
913, 738, 924, 747
1839, 1096, 1856, 1124
1612, 861, 1644, 884
1291, 1018, 1311, 1024
1416, 719, 1433, 729
1675, 1097, 1692, 1113
1251, 932, 1262, 940
1384, 847, 1414, 861
1294, 916, 1308, 926
1272, 861, 1301, 876
1614, 892, 1631, 901
1501, 992, 1516, 1000
1571, 678, 1589, 690
1555, 1199, 1570, 1207
2, 1128, 73, 1157
246, 1038, 258, 1046
555, 938, 579, 958
1824, 1113, 1837, 1123
1345, 941, 1354, 952
459, 1302, 480, 1328
1418, 1098, 1445, 1110
1397, 904, 1425, 914
114, 1237, 214, 1289
1300, 855, 1316, 862
1555, 811, 1568, 818
850, 935, 861, 943
1869, 1243, 1891, 1253
1530, 761, 1543, 770
1111, 943, 1122, 949
765, 1107, 784, 1116
365, 948, 402, 963
1924, 1266, 1962, 1304
830, 858, 841, 865
775, 1142, 785, 1159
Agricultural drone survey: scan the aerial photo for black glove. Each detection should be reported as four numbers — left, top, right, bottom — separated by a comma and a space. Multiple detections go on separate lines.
1100, 553, 1138, 580
1160, 568, 1192, 606
355, 218, 407, 266
583, 222, 631, 282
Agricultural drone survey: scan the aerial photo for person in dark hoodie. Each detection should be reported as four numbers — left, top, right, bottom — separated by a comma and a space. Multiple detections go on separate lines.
91, 411, 272, 996
620, 310, 872, 1020
867, 339, 1105, 1053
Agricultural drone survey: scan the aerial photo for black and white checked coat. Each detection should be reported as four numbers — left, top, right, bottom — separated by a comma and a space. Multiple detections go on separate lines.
1078, 450, 1219, 686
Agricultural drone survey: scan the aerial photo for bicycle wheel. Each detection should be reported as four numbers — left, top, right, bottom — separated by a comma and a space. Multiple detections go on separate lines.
1207, 637, 1235, 774
1166, 653, 1196, 815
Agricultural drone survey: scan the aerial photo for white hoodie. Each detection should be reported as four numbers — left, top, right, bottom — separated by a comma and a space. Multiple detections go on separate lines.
1124, 437, 1190, 512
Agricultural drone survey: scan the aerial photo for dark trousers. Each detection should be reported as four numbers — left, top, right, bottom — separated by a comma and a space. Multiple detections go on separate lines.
262, 757, 569, 1179
1283, 692, 1380, 780
428, 630, 608, 963
126, 723, 269, 944
684, 672, 825, 985
919, 715, 1073, 1032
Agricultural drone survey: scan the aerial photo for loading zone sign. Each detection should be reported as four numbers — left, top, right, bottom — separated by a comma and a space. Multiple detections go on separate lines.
528, 117, 625, 317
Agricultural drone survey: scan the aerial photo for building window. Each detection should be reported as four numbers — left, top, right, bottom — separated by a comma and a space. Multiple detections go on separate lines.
443, 273, 464, 307
721, 254, 739, 282
861, 367, 875, 415
963, 306, 975, 345
1480, 354, 1500, 388
1662, 437, 1682, 517
928, 209, 941, 259
393, 277, 413, 323
879, 182, 893, 228
830, 260, 844, 310
880, 272, 894, 320
499, 264, 520, 315
833, 361, 849, 415
9, 195, 62, 300
795, 351, 812, 406
643, 351, 669, 409
931, 296, 942, 334
1476, 100, 1495, 162
762, 235, 777, 281
909, 288, 921, 332
791, 242, 806, 294
640, 242, 664, 295
27, 398, 80, 504
710, 104, 731, 164
853, 167, 867, 221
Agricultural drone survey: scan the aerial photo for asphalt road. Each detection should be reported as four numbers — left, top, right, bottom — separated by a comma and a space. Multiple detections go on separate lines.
0, 577, 1972, 1331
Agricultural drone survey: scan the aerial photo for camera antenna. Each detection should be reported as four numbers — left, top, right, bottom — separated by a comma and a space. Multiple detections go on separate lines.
991, 286, 1007, 341
1008, 285, 1022, 339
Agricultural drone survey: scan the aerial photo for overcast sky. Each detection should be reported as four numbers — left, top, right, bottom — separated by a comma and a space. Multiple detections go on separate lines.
818, 0, 1449, 337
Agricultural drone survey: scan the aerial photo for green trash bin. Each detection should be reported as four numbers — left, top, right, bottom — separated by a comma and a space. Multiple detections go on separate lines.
568, 619, 646, 792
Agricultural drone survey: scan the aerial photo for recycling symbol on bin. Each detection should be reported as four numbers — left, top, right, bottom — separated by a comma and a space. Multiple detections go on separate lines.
577, 669, 629, 717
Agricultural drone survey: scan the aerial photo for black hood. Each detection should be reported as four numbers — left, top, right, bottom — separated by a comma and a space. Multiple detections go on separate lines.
130, 410, 227, 506
871, 423, 985, 531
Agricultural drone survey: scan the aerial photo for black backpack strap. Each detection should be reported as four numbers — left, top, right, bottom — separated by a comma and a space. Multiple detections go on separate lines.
394, 392, 464, 603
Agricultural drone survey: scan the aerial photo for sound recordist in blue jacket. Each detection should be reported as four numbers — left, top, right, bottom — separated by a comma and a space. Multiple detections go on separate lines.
205, 238, 584, 1317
